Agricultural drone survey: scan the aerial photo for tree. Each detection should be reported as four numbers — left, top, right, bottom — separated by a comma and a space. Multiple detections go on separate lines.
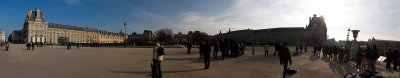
192, 31, 208, 44
155, 28, 174, 43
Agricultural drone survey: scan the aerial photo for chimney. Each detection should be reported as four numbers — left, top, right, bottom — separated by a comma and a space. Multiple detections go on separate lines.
35, 8, 41, 21
28, 9, 32, 18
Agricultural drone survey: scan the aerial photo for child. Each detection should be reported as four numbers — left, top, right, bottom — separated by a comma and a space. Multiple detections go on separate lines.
361, 53, 368, 72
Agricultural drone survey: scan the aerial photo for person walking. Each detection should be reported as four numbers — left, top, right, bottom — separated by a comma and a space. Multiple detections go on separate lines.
200, 41, 211, 69
5, 42, 9, 51
213, 41, 219, 59
279, 42, 292, 78
264, 44, 269, 56
187, 42, 192, 54
274, 43, 281, 56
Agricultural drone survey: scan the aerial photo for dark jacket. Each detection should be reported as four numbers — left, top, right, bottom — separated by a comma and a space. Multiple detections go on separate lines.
280, 46, 291, 63
200, 43, 212, 58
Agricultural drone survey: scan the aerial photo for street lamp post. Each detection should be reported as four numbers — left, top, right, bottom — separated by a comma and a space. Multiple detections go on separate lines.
124, 22, 127, 48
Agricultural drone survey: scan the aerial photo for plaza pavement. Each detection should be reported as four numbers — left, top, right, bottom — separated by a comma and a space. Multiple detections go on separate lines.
0, 44, 399, 78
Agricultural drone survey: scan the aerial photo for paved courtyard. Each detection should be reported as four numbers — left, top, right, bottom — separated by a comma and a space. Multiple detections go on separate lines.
0, 44, 398, 78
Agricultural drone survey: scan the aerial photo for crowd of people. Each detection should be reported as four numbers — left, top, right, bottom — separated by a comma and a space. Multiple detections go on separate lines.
151, 39, 394, 78
186, 40, 248, 60
320, 45, 351, 63
25, 42, 43, 50
383, 47, 400, 71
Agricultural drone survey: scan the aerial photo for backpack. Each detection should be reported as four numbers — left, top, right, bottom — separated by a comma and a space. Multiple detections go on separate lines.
157, 47, 165, 56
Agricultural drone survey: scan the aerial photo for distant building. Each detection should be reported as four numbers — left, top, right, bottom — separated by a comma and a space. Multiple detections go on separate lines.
13, 8, 126, 44
216, 27, 307, 45
9, 30, 24, 43
369, 37, 400, 49
142, 30, 154, 43
0, 29, 5, 42
306, 14, 327, 45
127, 32, 142, 44
215, 14, 327, 45
173, 32, 186, 44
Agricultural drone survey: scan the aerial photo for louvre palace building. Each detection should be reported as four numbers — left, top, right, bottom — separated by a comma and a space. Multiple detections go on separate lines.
10, 8, 126, 44
216, 14, 327, 45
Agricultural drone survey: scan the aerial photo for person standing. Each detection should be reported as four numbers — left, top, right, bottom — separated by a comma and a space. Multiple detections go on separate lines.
361, 53, 368, 72
299, 45, 303, 54
240, 42, 246, 56
152, 42, 164, 78
220, 40, 226, 60
200, 41, 211, 69
367, 45, 379, 73
5, 42, 9, 51
187, 42, 192, 54
252, 43, 255, 55
279, 42, 291, 78
304, 45, 307, 53
76, 44, 80, 50
385, 48, 393, 71
264, 44, 269, 56
356, 48, 362, 71
213, 41, 219, 59
26, 43, 30, 50
31, 42, 35, 50
394, 49, 400, 70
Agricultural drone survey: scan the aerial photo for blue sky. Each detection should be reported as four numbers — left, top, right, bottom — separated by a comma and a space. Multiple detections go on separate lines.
1, 0, 399, 41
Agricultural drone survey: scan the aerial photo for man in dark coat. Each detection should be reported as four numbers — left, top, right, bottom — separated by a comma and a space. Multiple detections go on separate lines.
31, 42, 35, 50
393, 49, 399, 70
274, 43, 281, 56
279, 42, 292, 78
187, 42, 192, 54
367, 45, 379, 73
220, 40, 226, 60
213, 41, 219, 59
200, 41, 212, 69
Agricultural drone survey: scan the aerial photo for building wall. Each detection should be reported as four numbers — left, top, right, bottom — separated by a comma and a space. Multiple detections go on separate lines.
0, 29, 5, 42
22, 8, 125, 44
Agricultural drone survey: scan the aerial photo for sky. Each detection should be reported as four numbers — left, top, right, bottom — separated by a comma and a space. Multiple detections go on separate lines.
1, 0, 399, 41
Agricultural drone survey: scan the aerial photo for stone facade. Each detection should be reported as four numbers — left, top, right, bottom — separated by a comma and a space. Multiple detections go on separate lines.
216, 14, 327, 45
0, 29, 5, 42
20, 8, 126, 44
306, 14, 327, 45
